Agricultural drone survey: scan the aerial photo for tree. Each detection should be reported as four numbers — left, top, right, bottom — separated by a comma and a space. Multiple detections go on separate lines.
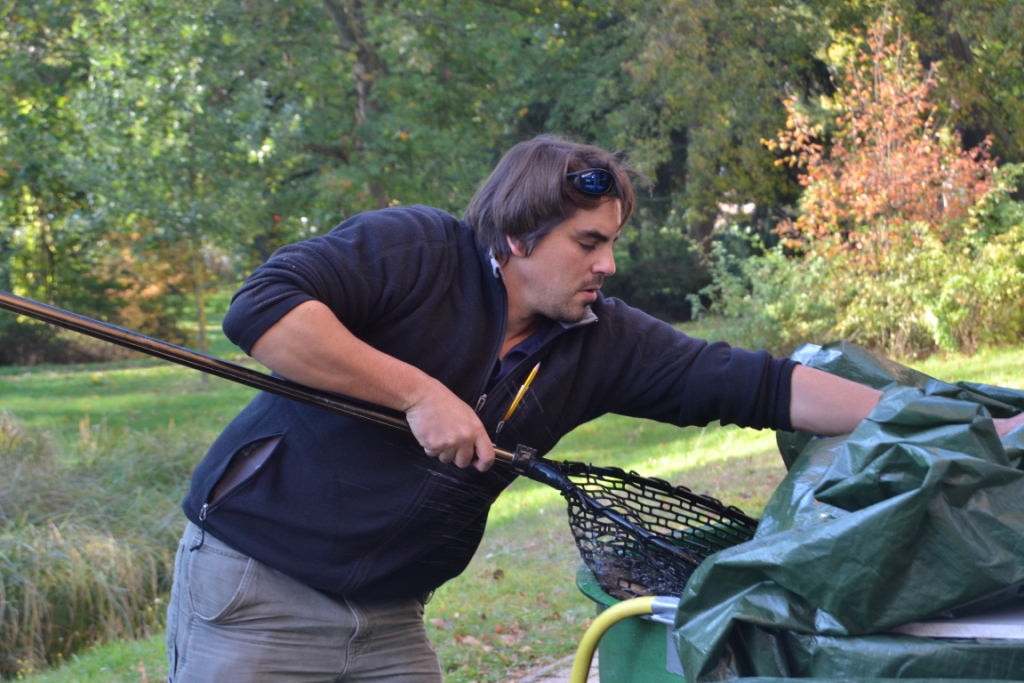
7, 0, 1022, 352
0, 0, 110, 314
767, 14, 994, 264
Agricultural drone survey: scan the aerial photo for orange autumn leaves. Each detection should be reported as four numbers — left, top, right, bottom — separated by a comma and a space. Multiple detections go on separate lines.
765, 15, 994, 266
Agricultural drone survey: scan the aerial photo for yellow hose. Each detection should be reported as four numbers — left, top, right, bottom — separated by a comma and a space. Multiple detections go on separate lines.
568, 596, 655, 683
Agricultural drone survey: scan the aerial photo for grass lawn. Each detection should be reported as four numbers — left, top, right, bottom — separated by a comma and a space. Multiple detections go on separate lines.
0, 364, 258, 439
0, 317, 258, 441
5, 324, 1024, 683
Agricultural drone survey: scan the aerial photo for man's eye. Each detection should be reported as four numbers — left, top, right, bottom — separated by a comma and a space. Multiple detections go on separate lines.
579, 242, 597, 251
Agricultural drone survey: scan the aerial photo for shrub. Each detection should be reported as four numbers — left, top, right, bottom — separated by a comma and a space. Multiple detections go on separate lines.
924, 225, 1024, 354
603, 211, 710, 322
699, 210, 1024, 358
690, 239, 842, 354
0, 320, 134, 366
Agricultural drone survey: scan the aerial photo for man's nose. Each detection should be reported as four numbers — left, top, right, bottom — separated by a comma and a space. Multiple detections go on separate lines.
595, 245, 616, 276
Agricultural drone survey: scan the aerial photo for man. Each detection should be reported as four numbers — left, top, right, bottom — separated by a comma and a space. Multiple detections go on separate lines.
166, 135, 1024, 682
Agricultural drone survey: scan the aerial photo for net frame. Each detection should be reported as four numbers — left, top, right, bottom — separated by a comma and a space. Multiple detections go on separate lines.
558, 461, 758, 599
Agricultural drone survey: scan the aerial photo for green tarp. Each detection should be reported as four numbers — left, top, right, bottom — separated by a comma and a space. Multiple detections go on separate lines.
672, 342, 1024, 681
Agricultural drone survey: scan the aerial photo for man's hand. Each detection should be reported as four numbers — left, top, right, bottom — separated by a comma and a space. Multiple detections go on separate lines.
405, 378, 495, 471
994, 412, 1024, 438
252, 300, 495, 472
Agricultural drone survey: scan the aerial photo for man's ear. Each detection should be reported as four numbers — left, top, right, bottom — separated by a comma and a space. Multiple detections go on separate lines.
507, 236, 529, 258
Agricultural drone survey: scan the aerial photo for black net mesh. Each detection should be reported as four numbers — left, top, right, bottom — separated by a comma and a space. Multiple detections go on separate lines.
559, 461, 758, 600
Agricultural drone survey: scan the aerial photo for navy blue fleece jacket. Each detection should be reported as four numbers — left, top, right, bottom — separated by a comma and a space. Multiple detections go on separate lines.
181, 205, 797, 599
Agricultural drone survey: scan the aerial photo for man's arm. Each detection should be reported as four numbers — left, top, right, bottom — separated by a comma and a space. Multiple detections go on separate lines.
250, 300, 495, 471
789, 365, 881, 435
790, 365, 1024, 437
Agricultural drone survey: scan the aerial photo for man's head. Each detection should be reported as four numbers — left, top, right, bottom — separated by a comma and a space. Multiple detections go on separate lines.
464, 135, 637, 259
501, 198, 622, 325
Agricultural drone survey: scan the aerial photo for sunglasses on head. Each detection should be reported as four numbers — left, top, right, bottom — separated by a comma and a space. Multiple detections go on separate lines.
567, 168, 613, 195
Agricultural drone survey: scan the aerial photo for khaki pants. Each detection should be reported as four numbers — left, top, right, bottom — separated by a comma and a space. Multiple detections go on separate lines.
166, 523, 443, 683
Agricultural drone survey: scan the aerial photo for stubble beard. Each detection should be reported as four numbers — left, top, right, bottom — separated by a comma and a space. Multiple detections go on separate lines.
551, 303, 591, 325
547, 278, 603, 324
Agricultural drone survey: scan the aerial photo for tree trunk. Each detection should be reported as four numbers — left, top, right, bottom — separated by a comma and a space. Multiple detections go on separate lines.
321, 0, 382, 128
194, 254, 209, 385
321, 0, 389, 209
38, 211, 58, 305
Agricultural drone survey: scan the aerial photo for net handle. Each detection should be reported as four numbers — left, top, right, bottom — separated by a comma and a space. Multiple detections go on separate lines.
0, 290, 519, 464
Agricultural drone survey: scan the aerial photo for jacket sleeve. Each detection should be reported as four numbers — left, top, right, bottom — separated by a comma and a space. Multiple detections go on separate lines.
589, 297, 798, 431
223, 206, 456, 354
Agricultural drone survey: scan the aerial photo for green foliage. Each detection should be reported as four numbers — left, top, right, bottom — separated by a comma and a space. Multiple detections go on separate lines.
5, 0, 1024, 342
602, 210, 708, 321
693, 237, 842, 354
614, 0, 830, 245
0, 0, 110, 316
924, 224, 1024, 354
701, 176, 1024, 358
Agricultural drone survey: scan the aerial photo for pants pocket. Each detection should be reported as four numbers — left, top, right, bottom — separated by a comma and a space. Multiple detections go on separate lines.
186, 538, 256, 623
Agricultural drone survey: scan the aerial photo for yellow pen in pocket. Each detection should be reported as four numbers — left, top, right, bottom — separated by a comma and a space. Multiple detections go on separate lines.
496, 362, 541, 434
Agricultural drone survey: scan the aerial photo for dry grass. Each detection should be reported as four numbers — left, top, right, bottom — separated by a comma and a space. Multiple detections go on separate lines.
0, 412, 196, 678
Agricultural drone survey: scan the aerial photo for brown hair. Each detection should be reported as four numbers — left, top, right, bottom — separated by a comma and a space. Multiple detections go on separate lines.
464, 135, 640, 258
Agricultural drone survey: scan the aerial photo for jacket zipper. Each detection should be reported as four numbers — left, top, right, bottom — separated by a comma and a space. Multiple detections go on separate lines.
189, 434, 283, 552
474, 272, 510, 414
190, 503, 209, 551
473, 265, 591, 428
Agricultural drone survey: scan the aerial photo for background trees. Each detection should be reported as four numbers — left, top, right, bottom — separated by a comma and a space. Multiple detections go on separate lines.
2, 0, 1023, 360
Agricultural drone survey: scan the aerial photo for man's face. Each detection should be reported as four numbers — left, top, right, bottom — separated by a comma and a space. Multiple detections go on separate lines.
506, 199, 621, 324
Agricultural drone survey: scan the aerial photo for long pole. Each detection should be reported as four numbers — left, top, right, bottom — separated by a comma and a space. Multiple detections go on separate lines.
0, 290, 519, 461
